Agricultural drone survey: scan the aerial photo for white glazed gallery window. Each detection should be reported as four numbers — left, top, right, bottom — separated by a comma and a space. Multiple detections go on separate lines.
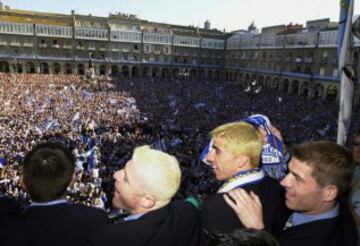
319, 67, 326, 76
332, 68, 339, 77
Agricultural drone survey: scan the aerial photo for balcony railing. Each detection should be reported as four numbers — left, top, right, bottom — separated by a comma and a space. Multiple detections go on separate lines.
10, 42, 20, 46
281, 71, 311, 79
313, 74, 339, 81
23, 43, 34, 47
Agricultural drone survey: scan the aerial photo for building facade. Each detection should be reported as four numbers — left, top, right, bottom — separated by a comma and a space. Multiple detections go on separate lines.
0, 7, 359, 104
0, 7, 226, 80
226, 19, 360, 103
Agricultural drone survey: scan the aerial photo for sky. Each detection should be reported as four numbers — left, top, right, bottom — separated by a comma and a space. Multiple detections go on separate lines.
2, 0, 360, 32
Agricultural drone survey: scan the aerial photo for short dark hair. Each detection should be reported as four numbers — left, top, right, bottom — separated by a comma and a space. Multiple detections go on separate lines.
206, 229, 280, 246
22, 142, 75, 202
291, 141, 355, 197
352, 130, 360, 145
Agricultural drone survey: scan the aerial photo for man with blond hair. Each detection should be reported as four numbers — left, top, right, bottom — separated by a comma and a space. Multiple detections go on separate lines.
88, 145, 200, 246
201, 121, 287, 239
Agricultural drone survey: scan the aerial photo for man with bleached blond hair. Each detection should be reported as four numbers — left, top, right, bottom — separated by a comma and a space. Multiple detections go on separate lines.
201, 121, 288, 240
88, 145, 200, 246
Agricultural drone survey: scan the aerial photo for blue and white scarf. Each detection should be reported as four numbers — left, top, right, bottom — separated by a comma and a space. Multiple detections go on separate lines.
217, 168, 266, 193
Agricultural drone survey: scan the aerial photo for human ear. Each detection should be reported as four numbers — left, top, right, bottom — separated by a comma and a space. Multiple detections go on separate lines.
140, 194, 156, 209
69, 173, 76, 187
237, 155, 250, 169
20, 175, 27, 191
323, 185, 338, 202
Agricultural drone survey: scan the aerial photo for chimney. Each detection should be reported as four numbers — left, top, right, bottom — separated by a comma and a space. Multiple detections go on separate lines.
204, 20, 211, 30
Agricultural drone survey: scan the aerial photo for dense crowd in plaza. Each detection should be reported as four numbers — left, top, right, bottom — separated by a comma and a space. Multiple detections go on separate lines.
1, 73, 358, 208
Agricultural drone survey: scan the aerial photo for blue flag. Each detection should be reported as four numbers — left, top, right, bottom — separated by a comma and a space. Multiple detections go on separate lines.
200, 140, 213, 165
0, 157, 6, 168
42, 119, 60, 131
86, 137, 95, 171
82, 90, 92, 99
88, 147, 95, 171
151, 139, 168, 152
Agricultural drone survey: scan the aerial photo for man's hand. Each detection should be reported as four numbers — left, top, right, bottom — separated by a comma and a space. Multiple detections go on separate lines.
268, 125, 284, 143
259, 125, 284, 143
258, 125, 287, 154
223, 188, 265, 230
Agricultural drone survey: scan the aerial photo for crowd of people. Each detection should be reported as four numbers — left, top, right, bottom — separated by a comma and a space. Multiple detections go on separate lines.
1, 72, 360, 245
1, 73, 359, 207
0, 73, 141, 209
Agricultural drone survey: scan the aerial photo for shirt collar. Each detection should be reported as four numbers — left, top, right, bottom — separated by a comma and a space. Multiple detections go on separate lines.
30, 199, 69, 207
292, 203, 339, 226
124, 213, 145, 221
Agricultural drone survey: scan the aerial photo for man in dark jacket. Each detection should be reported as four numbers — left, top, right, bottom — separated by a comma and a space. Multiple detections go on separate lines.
21, 142, 107, 246
0, 195, 28, 246
225, 141, 358, 246
201, 122, 288, 239
88, 145, 200, 246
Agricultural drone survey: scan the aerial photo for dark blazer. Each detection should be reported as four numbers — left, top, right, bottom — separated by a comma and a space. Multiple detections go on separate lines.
88, 200, 200, 246
24, 203, 108, 246
0, 196, 28, 246
201, 176, 289, 237
0, 196, 20, 213
280, 203, 359, 246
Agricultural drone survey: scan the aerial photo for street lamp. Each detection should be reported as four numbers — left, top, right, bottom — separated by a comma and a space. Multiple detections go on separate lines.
245, 79, 262, 114
13, 58, 17, 73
